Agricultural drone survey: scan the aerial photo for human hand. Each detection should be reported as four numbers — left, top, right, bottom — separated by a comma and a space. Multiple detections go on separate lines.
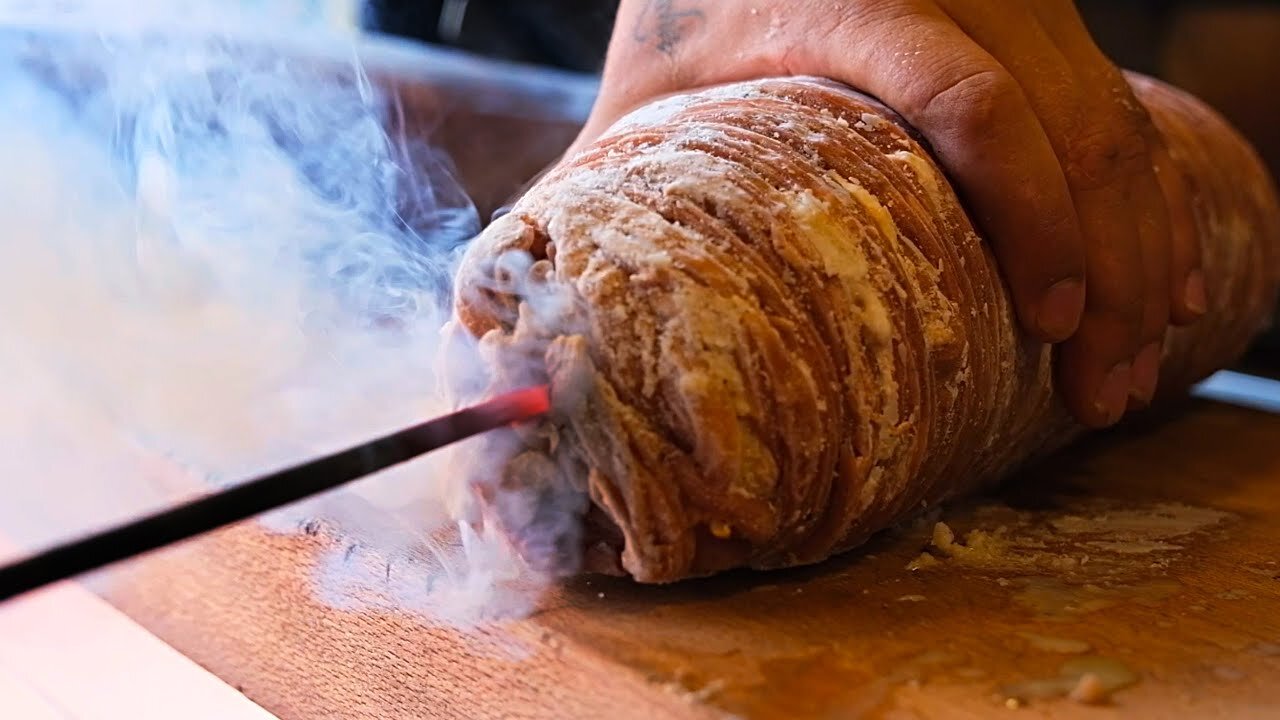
567, 0, 1205, 428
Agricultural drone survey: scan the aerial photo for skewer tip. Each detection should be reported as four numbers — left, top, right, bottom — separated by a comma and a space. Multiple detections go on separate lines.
492, 384, 552, 422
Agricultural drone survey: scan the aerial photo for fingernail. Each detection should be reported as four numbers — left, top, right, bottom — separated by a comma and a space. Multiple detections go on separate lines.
1129, 342, 1162, 405
1094, 361, 1132, 425
1184, 270, 1208, 316
1038, 279, 1085, 341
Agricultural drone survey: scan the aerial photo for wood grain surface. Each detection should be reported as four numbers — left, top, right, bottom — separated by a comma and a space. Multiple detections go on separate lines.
100, 389, 1280, 720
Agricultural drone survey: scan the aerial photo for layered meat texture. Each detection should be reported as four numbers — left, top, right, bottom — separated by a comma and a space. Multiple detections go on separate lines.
452, 76, 1280, 583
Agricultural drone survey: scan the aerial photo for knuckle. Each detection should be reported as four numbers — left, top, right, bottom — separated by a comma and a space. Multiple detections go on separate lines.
1117, 94, 1160, 148
1062, 125, 1149, 192
1062, 73, 1160, 192
904, 65, 1023, 139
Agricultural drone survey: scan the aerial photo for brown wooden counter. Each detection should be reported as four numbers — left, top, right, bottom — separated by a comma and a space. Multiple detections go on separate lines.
100, 385, 1280, 720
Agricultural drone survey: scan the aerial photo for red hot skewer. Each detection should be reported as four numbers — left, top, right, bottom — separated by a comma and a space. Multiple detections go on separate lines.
0, 385, 551, 603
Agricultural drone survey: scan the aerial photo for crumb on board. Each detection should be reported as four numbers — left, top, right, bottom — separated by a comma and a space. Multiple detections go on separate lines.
1067, 673, 1107, 704
1000, 656, 1138, 707
902, 500, 1233, 576
1252, 642, 1280, 657
907, 551, 940, 571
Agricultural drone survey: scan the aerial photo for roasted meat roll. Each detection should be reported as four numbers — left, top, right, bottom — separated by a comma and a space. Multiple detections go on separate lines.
452, 76, 1280, 583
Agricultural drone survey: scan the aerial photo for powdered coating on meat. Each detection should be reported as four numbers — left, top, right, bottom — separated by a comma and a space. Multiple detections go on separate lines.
452, 76, 1280, 583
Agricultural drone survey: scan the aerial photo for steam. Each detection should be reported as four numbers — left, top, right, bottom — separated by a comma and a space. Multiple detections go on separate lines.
0, 5, 570, 624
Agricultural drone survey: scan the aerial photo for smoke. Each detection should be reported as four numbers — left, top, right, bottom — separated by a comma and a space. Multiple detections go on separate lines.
0, 4, 569, 624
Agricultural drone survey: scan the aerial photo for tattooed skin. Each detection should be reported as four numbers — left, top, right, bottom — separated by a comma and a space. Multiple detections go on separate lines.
632, 0, 705, 54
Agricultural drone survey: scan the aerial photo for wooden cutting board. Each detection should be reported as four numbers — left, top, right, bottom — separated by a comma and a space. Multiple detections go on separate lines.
97, 383, 1280, 720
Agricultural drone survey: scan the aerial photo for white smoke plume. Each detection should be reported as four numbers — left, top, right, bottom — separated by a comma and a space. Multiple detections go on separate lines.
0, 2, 582, 624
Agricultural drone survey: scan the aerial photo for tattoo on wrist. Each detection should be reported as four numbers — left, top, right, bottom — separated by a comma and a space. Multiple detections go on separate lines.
633, 0, 705, 55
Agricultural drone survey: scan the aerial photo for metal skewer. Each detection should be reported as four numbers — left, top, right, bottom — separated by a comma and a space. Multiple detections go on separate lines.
0, 385, 550, 603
